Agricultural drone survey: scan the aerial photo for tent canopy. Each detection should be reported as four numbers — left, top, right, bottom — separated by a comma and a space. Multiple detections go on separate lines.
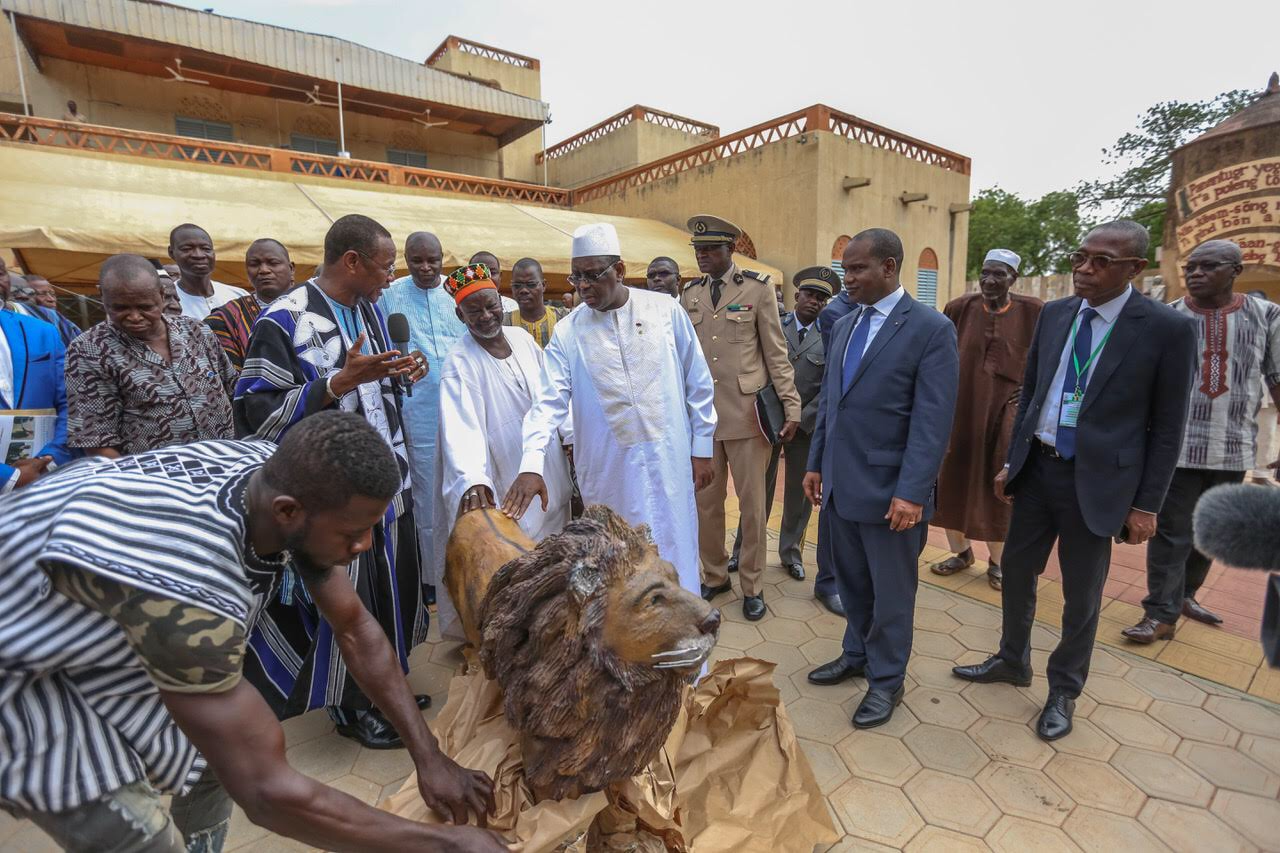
0, 145, 780, 294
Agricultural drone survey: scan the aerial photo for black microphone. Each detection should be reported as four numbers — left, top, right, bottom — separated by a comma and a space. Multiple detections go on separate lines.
386, 312, 413, 398
1193, 483, 1280, 572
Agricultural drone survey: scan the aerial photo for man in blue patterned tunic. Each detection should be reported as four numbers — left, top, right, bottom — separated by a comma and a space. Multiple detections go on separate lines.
234, 214, 430, 749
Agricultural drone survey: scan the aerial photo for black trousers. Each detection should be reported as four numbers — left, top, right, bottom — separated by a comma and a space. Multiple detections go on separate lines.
998, 451, 1112, 698
1143, 466, 1246, 624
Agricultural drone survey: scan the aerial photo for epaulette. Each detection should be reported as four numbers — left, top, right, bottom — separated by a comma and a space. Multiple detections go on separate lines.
683, 276, 706, 292
742, 269, 771, 284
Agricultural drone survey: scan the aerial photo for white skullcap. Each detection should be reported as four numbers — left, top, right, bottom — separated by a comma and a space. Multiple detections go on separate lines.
571, 223, 621, 259
984, 248, 1021, 272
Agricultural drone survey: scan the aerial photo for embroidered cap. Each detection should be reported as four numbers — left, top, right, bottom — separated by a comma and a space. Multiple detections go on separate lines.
445, 263, 497, 305
571, 223, 622, 259
983, 248, 1022, 273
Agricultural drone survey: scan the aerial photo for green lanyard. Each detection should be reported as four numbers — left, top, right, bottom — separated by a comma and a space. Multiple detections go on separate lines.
1068, 313, 1113, 397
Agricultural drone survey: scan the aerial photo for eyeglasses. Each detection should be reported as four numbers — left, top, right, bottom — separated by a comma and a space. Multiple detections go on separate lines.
567, 264, 615, 286
355, 250, 396, 277
1068, 251, 1145, 271
1182, 260, 1236, 275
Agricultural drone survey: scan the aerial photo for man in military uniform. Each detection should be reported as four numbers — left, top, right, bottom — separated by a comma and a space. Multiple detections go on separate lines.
681, 214, 801, 620
728, 266, 842, 613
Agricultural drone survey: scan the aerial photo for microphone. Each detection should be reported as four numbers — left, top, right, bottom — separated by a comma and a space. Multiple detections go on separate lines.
1193, 483, 1280, 572
386, 312, 414, 398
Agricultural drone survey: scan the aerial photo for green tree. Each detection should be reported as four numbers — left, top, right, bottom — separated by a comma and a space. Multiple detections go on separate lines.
1077, 89, 1254, 246
966, 188, 1085, 279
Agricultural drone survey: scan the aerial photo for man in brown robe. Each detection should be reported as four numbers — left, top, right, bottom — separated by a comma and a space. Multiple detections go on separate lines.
930, 249, 1043, 589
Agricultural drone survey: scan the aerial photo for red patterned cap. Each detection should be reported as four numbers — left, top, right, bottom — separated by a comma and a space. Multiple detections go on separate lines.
444, 263, 497, 305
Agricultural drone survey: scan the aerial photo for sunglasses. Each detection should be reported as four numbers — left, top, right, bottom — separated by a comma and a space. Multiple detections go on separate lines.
567, 264, 615, 286
1067, 251, 1145, 271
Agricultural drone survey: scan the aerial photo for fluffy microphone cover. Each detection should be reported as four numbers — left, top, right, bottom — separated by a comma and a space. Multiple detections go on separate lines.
1193, 483, 1280, 573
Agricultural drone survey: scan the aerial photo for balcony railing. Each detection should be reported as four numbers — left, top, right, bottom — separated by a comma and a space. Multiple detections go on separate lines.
425, 36, 540, 70
536, 105, 719, 165
0, 113, 572, 206
572, 104, 970, 203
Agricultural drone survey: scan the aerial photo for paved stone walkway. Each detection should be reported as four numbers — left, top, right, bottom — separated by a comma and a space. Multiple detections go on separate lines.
3, 537, 1277, 851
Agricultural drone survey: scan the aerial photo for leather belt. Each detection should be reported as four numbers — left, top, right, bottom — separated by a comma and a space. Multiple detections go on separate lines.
1034, 439, 1070, 460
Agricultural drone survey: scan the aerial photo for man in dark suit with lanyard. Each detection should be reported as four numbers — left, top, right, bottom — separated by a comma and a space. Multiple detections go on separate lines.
954, 220, 1196, 741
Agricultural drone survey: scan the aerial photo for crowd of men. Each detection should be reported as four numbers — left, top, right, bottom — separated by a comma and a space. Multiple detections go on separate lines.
0, 211, 1277, 852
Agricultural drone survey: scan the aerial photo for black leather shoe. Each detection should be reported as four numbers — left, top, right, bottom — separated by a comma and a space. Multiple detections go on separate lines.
816, 592, 845, 617
742, 595, 766, 621
783, 562, 805, 580
1037, 690, 1075, 741
335, 709, 404, 750
951, 655, 1032, 686
1183, 597, 1223, 626
701, 581, 733, 602
414, 694, 431, 710
853, 685, 904, 729
807, 657, 864, 685
727, 556, 739, 574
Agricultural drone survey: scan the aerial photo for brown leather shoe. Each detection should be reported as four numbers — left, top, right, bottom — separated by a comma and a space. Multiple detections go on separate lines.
1182, 597, 1223, 626
930, 547, 974, 576
987, 562, 1002, 590
1121, 617, 1176, 644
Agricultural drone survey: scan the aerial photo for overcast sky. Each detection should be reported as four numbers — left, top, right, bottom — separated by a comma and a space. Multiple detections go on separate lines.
175, 0, 1273, 200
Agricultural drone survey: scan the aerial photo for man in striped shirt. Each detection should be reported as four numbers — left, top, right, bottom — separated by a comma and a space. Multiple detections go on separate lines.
0, 412, 500, 852
204, 238, 295, 372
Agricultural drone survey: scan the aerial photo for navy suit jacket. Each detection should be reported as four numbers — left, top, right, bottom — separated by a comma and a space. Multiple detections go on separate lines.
1004, 291, 1196, 537
1, 309, 73, 482
808, 291, 959, 523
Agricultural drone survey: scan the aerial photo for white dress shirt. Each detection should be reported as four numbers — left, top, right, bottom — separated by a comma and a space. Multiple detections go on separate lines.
1035, 285, 1133, 447
842, 285, 906, 365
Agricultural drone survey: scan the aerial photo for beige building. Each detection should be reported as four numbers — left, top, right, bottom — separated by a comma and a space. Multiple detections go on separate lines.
0, 0, 968, 310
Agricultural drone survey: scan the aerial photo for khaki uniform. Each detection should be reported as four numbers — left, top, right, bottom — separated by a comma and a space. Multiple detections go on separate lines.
682, 263, 801, 595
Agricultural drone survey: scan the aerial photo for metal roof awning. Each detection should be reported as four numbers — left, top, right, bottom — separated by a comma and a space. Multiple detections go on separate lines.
0, 144, 779, 292
2, 0, 547, 144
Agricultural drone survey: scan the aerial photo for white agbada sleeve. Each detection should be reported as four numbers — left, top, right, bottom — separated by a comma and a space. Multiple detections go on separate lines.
519, 323, 573, 476
671, 304, 718, 457
438, 358, 496, 509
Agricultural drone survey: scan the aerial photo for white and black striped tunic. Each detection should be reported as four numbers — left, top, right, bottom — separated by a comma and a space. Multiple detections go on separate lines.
0, 439, 279, 813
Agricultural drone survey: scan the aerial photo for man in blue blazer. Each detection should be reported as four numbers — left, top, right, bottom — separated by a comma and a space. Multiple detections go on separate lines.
953, 220, 1196, 741
0, 303, 73, 492
803, 228, 959, 728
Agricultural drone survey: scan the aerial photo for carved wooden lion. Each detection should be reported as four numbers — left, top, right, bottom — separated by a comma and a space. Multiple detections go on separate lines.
466, 505, 721, 801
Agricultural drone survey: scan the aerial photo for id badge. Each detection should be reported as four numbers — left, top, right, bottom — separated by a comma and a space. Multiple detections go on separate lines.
1059, 392, 1082, 428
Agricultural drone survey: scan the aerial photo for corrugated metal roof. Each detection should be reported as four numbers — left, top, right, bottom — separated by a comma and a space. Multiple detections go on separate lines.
1, 0, 547, 122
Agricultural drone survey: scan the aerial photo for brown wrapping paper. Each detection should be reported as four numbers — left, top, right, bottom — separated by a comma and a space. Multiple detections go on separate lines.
383, 657, 838, 852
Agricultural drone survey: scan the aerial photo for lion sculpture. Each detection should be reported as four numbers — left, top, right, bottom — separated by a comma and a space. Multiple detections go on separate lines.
455, 505, 721, 801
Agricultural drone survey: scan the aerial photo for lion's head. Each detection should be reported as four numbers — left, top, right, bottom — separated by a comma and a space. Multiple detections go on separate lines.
477, 505, 720, 800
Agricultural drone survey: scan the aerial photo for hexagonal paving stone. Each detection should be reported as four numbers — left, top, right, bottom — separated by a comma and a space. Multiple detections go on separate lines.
946, 600, 1003, 629
1029, 624, 1061, 652
798, 737, 851, 795
329, 773, 382, 805
912, 629, 966, 661
787, 696, 855, 743
1082, 674, 1152, 710
1048, 717, 1120, 762
828, 778, 925, 848
1237, 733, 1280, 773
281, 708, 335, 748
951, 624, 1002, 653
809, 612, 848, 640
1138, 797, 1254, 853
914, 608, 962, 634
904, 825, 989, 852
1043, 754, 1145, 816
768, 595, 822, 620
1176, 740, 1280, 797
969, 717, 1053, 768
350, 743, 416, 786
758, 615, 815, 645
1204, 695, 1280, 737
1062, 805, 1166, 853
800, 636, 844, 665
284, 735, 361, 784
985, 815, 1083, 853
1149, 700, 1239, 746
1110, 746, 1215, 807
1086, 649, 1130, 677
906, 655, 969, 691
1091, 705, 1180, 753
915, 585, 954, 610
903, 724, 990, 776
975, 761, 1075, 826
427, 640, 466, 668
716, 620, 764, 651
1209, 789, 1280, 850
962, 682, 1041, 724
1127, 668, 1209, 706
836, 730, 923, 786
904, 769, 1001, 837
744, 639, 811, 676
824, 836, 899, 853
904, 687, 980, 730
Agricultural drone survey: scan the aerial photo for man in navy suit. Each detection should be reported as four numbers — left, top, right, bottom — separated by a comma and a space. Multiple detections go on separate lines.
1, 289, 73, 493
954, 220, 1197, 741
803, 228, 959, 729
